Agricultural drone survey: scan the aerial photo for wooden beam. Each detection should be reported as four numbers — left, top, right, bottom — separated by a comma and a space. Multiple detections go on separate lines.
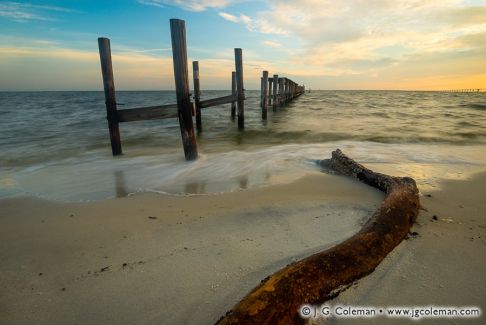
98, 37, 122, 156
170, 19, 198, 160
117, 104, 178, 122
199, 94, 237, 108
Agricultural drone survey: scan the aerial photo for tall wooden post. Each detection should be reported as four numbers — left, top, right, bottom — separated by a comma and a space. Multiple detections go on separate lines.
170, 19, 198, 160
231, 71, 236, 119
235, 48, 244, 129
272, 74, 278, 111
192, 61, 202, 133
279, 78, 284, 107
98, 37, 122, 156
262, 71, 268, 120
260, 77, 264, 108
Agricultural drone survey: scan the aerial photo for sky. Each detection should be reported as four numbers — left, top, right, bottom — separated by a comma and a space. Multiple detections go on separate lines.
0, 0, 485, 91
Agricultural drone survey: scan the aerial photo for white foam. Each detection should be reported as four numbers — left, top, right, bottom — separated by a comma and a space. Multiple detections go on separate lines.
1, 141, 485, 201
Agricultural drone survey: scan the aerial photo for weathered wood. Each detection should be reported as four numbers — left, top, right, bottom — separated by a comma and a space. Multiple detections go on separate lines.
231, 71, 236, 119
216, 149, 420, 324
260, 77, 264, 108
117, 104, 178, 122
268, 78, 273, 106
262, 71, 268, 120
284, 79, 287, 102
170, 19, 198, 160
192, 61, 202, 133
279, 78, 285, 106
288, 80, 292, 100
199, 94, 237, 108
235, 48, 244, 129
98, 37, 122, 156
272, 74, 278, 111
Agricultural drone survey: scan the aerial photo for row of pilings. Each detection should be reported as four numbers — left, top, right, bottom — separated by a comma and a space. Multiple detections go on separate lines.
98, 19, 305, 161
260, 71, 305, 119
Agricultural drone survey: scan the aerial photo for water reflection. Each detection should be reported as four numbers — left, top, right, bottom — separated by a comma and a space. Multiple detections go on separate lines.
238, 176, 248, 189
114, 171, 128, 198
184, 181, 207, 194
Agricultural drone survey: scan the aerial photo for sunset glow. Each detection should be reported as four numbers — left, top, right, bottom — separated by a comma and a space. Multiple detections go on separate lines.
0, 0, 485, 90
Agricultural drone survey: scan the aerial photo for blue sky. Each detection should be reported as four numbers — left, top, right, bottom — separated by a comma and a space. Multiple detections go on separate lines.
1, 0, 485, 90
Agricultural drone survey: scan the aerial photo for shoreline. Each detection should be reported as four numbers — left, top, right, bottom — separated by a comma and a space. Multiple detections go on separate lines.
3, 142, 486, 202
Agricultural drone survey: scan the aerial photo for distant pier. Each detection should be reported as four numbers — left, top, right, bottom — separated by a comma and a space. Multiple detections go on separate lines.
439, 89, 484, 93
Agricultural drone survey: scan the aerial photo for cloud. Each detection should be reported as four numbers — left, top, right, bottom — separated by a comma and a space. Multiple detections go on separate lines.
223, 1, 486, 82
136, 0, 165, 8
0, 42, 270, 90
138, 0, 234, 12
0, 1, 80, 22
217, 11, 257, 32
261, 40, 282, 48
118, 48, 172, 54
213, 0, 486, 89
218, 12, 240, 22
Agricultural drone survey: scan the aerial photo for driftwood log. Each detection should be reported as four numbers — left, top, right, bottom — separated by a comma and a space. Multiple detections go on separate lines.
216, 149, 420, 324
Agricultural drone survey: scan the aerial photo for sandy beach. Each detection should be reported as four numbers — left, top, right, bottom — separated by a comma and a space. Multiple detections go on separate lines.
326, 172, 486, 324
1, 167, 485, 324
1, 0, 485, 323
0, 172, 385, 324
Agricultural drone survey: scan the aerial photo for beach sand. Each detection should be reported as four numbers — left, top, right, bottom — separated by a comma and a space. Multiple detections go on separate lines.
1, 170, 485, 324
326, 172, 486, 324
0, 172, 383, 325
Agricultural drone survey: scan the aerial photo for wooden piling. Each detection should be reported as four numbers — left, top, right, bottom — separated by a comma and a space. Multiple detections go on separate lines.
279, 78, 284, 106
170, 19, 198, 160
235, 48, 244, 129
192, 61, 202, 133
231, 71, 236, 119
98, 37, 122, 156
262, 71, 268, 120
287, 79, 291, 102
285, 79, 290, 103
272, 74, 278, 111
268, 78, 273, 106
260, 77, 264, 108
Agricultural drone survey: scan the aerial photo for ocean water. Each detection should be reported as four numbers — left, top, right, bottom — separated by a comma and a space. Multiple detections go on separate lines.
0, 90, 485, 201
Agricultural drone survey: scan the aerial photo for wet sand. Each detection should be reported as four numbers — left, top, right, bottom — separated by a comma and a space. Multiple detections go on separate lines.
1, 170, 485, 324
0, 172, 383, 325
